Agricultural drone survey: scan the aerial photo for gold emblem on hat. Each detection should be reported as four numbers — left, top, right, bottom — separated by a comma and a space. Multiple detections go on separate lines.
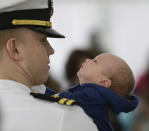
12, 19, 52, 27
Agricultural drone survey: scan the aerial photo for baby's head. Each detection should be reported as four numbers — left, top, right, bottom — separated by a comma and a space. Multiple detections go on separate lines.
77, 53, 134, 98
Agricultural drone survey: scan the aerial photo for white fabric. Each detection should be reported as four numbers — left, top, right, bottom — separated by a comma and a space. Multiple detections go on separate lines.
0, 80, 98, 131
0, 0, 26, 10
32, 84, 46, 94
0, 0, 49, 13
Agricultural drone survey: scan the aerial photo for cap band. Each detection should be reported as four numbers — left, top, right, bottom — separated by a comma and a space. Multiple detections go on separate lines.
12, 19, 52, 27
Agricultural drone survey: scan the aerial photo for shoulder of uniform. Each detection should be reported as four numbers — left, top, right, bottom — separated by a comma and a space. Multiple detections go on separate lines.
30, 92, 80, 106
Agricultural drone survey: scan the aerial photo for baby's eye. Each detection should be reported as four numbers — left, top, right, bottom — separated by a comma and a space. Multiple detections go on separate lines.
93, 59, 97, 63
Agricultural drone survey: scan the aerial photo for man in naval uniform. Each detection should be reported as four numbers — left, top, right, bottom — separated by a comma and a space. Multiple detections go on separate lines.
0, 0, 98, 131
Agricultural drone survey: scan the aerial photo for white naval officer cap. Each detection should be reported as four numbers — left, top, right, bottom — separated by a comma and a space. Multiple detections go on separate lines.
0, 0, 65, 38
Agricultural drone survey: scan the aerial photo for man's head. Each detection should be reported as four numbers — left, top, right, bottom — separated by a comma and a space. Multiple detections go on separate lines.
0, 28, 54, 86
77, 53, 135, 98
0, 0, 64, 87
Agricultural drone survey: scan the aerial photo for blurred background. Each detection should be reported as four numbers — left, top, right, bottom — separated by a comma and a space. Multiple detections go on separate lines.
46, 0, 149, 130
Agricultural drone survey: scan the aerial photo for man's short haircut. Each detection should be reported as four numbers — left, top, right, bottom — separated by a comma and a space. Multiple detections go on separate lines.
0, 28, 26, 50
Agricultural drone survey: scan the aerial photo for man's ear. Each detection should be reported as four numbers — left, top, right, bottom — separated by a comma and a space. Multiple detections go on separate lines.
6, 38, 22, 61
98, 79, 111, 88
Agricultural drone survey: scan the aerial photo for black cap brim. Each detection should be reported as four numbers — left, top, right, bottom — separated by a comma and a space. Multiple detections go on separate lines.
28, 26, 65, 38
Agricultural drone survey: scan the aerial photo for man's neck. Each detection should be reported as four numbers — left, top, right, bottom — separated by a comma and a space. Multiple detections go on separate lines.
0, 61, 32, 88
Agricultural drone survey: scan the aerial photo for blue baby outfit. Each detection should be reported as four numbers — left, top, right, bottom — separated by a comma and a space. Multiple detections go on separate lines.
45, 83, 139, 131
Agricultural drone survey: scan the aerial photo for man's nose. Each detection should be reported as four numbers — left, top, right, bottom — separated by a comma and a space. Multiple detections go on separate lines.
47, 44, 55, 55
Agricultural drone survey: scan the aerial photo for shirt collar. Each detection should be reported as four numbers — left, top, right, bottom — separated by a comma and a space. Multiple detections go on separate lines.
0, 79, 31, 94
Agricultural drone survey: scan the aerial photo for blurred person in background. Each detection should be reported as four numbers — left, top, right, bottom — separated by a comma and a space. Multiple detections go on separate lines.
135, 67, 149, 97
131, 94, 149, 131
130, 55, 149, 131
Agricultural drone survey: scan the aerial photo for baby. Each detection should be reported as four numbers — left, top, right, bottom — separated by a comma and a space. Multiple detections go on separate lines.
37, 53, 139, 131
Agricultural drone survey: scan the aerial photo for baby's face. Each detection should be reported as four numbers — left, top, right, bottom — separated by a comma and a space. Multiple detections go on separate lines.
77, 55, 106, 84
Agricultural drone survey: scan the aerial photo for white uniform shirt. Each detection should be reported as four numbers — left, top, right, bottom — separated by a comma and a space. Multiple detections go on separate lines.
0, 80, 98, 131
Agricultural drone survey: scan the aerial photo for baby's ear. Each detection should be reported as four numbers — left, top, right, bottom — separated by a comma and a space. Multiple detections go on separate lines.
98, 79, 111, 88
